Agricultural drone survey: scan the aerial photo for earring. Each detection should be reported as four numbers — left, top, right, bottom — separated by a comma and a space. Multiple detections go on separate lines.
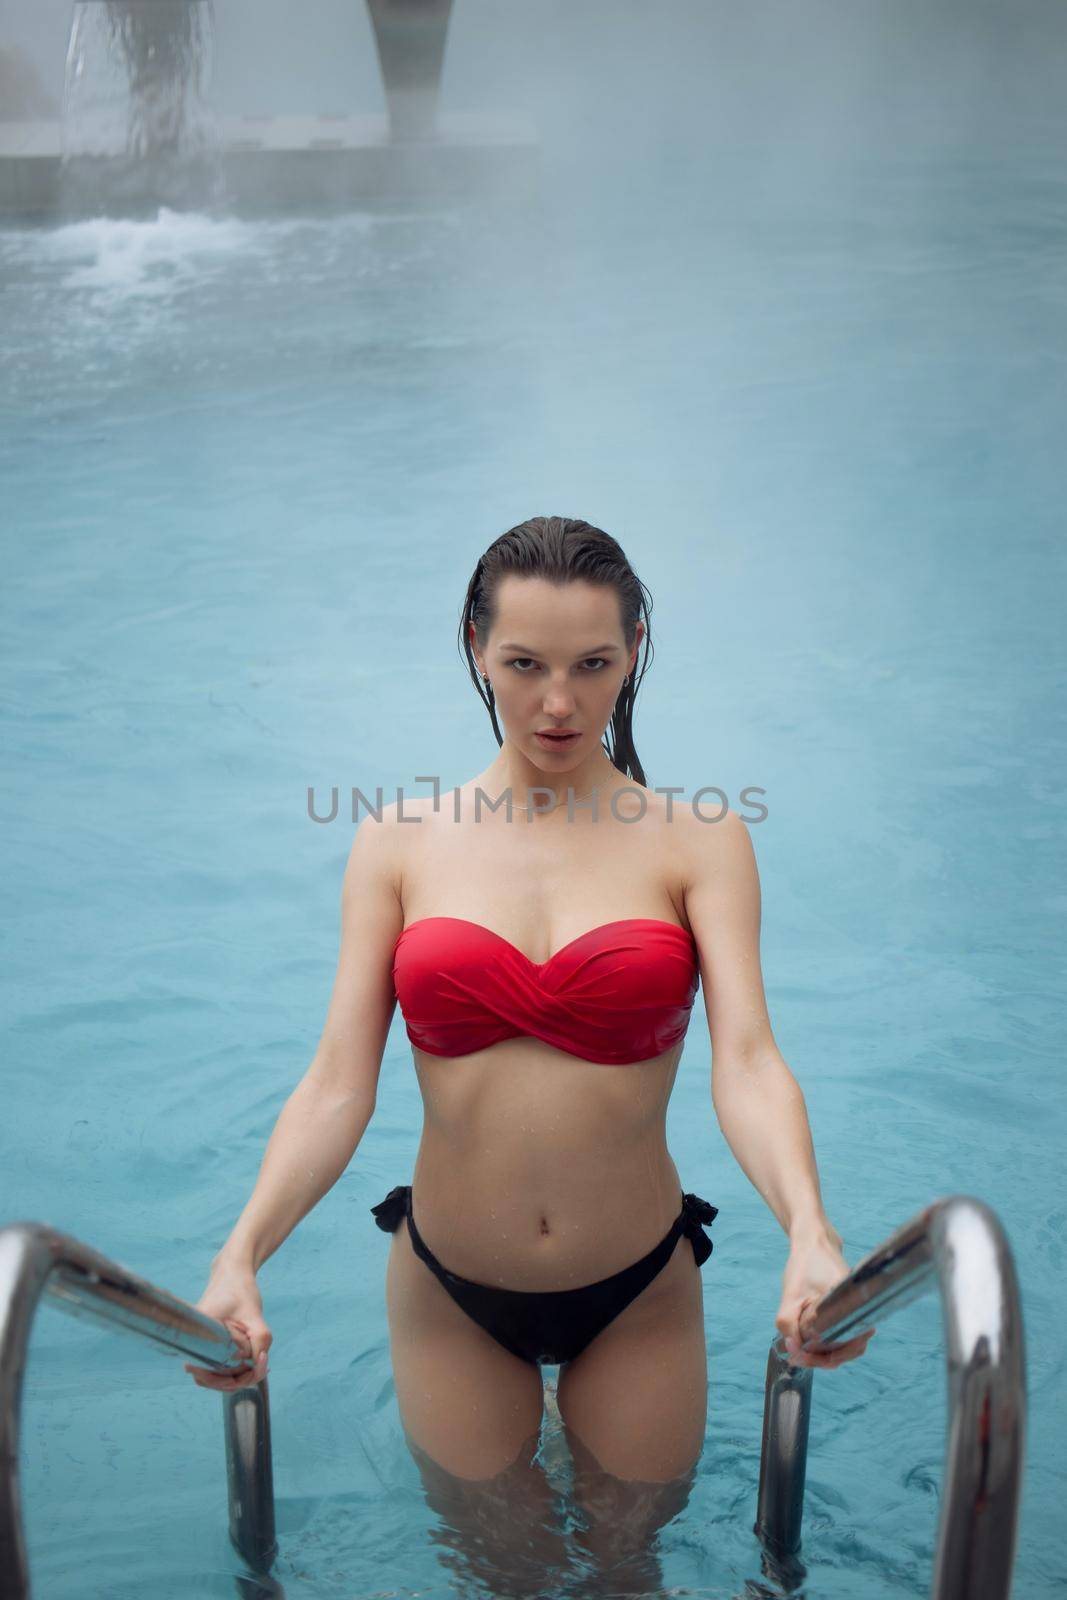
622, 673, 630, 687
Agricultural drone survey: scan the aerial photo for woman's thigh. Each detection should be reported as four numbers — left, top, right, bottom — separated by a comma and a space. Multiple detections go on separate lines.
555, 1231, 709, 1484
385, 1217, 546, 1481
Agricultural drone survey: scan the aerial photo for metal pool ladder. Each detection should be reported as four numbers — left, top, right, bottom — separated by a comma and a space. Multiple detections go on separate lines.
0, 1221, 276, 1598
0, 1195, 1025, 1598
755, 1194, 1026, 1599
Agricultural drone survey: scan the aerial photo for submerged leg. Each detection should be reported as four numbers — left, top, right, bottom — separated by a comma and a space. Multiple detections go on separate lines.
386, 1212, 571, 1596
562, 1419, 697, 1598
405, 1423, 572, 1600
554, 1225, 709, 1594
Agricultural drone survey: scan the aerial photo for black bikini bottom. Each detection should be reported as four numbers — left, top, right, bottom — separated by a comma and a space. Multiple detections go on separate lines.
370, 1182, 718, 1367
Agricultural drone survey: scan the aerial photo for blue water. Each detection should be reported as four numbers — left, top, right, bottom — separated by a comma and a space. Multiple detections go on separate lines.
2, 62, 1065, 1600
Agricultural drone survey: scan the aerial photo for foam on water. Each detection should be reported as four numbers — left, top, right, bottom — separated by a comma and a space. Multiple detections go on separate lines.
34, 208, 262, 295
0, 206, 438, 389
0, 205, 445, 303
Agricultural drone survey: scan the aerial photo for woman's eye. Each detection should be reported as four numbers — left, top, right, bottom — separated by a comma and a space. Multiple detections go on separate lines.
505, 657, 608, 672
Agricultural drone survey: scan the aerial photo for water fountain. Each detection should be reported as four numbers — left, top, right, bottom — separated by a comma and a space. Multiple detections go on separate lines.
61, 0, 220, 214
0, 0, 537, 217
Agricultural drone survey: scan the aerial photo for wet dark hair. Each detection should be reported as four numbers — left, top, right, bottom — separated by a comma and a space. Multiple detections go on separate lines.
457, 515, 654, 785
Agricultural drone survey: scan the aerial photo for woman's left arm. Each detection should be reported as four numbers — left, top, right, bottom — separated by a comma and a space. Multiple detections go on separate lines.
681, 808, 874, 1370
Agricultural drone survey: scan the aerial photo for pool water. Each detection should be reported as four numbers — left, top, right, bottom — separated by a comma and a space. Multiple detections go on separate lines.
2, 53, 1064, 1600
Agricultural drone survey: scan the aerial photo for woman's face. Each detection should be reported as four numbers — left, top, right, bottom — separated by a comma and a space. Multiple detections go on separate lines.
471, 576, 641, 768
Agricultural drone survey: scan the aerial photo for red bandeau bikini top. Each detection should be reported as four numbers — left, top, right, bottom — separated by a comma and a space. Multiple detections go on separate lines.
392, 915, 700, 1065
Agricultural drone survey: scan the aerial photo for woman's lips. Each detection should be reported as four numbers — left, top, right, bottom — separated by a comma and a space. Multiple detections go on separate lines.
535, 730, 581, 749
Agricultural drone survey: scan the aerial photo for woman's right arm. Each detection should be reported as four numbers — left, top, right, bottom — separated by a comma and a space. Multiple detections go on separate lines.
185, 808, 405, 1389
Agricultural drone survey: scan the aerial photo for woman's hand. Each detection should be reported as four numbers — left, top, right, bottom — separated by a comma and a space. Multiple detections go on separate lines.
182, 1259, 273, 1392
775, 1225, 875, 1370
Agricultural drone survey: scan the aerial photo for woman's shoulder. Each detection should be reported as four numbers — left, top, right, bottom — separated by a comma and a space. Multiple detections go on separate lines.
345, 795, 437, 922
347, 793, 429, 866
353, 791, 439, 831
671, 802, 760, 902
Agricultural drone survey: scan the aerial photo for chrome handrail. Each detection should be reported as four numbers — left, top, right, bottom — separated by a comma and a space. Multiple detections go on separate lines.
755, 1195, 1026, 1600
0, 1221, 276, 1598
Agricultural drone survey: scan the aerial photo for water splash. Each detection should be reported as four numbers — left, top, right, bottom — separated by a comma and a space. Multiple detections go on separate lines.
40, 207, 255, 296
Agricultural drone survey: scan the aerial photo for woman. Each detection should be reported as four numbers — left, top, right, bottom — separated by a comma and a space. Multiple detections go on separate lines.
185, 515, 873, 1496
